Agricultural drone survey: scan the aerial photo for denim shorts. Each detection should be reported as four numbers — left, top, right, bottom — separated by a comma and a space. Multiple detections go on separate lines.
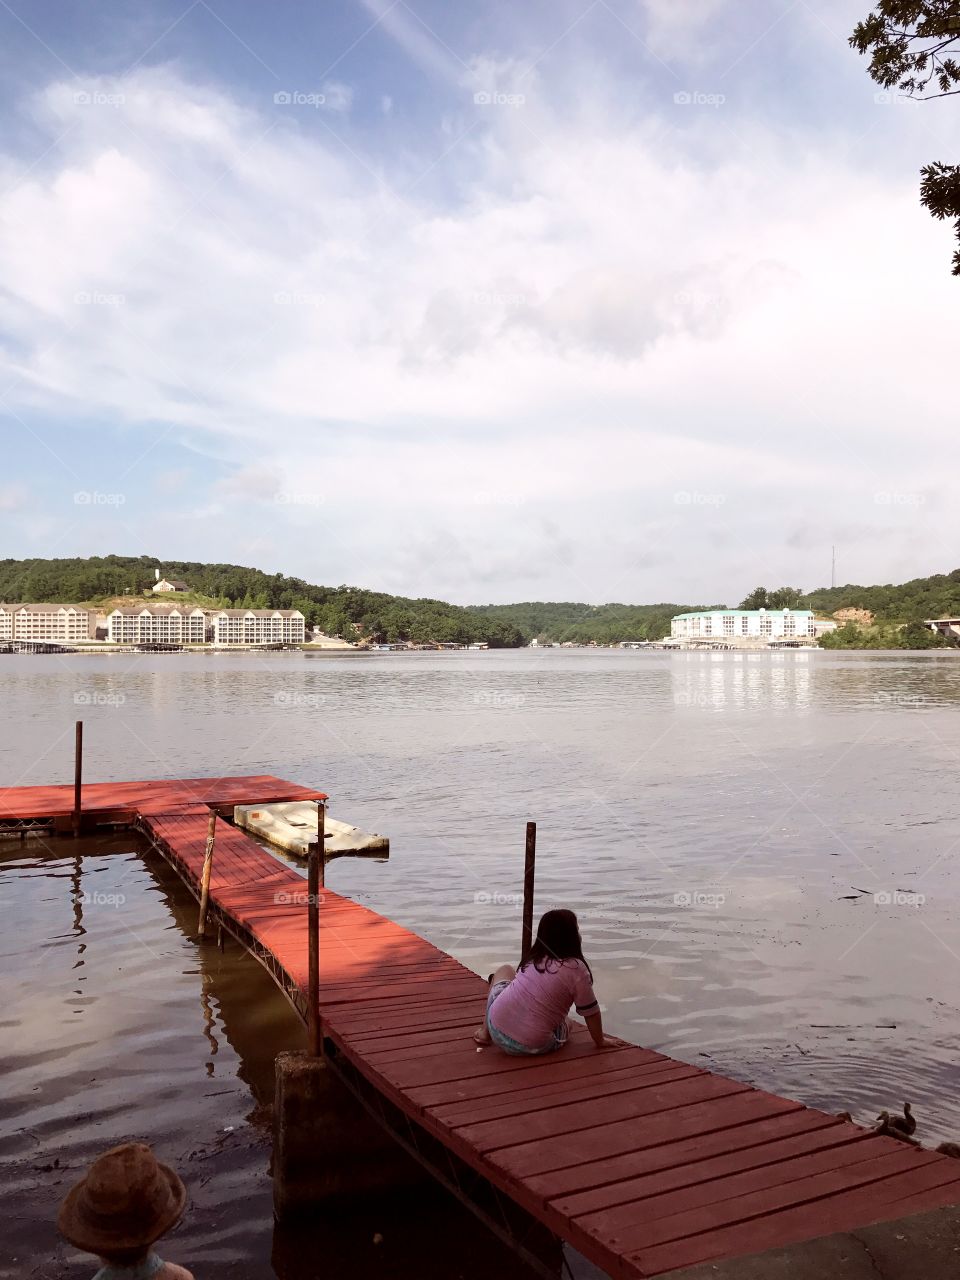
485, 979, 569, 1056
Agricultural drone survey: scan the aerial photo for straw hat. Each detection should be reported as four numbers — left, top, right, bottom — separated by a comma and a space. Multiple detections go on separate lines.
58, 1143, 186, 1254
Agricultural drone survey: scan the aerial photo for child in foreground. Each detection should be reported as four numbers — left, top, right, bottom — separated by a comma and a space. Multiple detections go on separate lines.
474, 908, 612, 1054
58, 1142, 193, 1280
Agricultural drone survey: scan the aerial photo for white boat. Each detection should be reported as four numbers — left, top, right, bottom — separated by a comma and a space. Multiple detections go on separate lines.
234, 801, 388, 859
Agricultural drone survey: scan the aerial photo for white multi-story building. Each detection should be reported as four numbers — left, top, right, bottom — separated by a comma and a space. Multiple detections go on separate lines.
213, 609, 305, 645
108, 606, 207, 645
0, 603, 94, 642
670, 609, 816, 645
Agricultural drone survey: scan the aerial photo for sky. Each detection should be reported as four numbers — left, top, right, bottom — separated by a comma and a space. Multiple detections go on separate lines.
0, 0, 957, 606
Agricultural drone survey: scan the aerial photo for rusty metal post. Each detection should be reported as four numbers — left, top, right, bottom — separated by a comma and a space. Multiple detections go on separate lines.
72, 720, 83, 837
197, 810, 217, 937
317, 798, 326, 889
521, 820, 536, 960
307, 800, 324, 1056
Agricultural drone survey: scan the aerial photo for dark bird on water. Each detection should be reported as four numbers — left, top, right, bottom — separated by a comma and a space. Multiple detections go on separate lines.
875, 1103, 918, 1141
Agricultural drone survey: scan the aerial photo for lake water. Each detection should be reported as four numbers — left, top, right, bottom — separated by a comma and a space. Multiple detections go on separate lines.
3, 648, 960, 1274
0, 836, 540, 1279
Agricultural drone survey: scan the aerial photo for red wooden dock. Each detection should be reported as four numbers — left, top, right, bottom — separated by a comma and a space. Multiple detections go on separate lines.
6, 775, 960, 1277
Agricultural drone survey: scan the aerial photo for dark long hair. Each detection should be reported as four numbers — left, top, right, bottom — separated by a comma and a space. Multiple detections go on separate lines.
520, 908, 592, 981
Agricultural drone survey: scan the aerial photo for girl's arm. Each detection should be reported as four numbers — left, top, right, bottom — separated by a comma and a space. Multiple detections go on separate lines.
573, 963, 611, 1047
584, 1010, 613, 1048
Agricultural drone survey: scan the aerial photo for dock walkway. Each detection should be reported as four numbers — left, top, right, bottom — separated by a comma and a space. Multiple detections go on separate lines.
4, 775, 960, 1277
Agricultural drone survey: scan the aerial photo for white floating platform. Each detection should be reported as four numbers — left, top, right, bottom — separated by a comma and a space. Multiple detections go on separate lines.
234, 801, 389, 859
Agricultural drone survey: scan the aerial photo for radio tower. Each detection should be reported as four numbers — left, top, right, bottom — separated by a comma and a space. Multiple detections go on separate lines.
831, 545, 836, 590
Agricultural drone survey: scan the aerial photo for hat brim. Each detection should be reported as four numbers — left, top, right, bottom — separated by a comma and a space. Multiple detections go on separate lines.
58, 1161, 186, 1254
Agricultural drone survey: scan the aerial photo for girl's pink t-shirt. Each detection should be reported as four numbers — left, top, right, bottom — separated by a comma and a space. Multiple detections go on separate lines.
488, 958, 599, 1049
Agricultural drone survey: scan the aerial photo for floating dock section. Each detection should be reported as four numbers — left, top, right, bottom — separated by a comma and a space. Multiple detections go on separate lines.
234, 800, 388, 858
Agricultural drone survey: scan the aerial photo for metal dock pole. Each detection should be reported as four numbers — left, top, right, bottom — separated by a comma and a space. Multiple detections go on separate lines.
521, 820, 536, 959
197, 810, 217, 937
307, 800, 324, 1056
72, 720, 83, 837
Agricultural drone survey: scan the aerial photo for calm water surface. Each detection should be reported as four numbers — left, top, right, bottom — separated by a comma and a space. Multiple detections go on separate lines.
3, 649, 960, 1273
0, 837, 540, 1279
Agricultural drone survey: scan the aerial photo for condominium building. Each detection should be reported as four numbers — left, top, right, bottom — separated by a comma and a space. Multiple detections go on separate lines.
670, 609, 816, 644
108, 606, 207, 645
0, 603, 94, 642
213, 609, 305, 645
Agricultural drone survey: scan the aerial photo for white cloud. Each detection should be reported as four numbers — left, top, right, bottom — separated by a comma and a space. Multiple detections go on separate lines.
640, 0, 728, 65
0, 62, 956, 602
321, 80, 354, 112
0, 484, 27, 512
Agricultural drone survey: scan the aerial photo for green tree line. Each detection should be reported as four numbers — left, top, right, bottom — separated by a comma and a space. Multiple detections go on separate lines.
464, 601, 719, 645
3, 556, 959, 647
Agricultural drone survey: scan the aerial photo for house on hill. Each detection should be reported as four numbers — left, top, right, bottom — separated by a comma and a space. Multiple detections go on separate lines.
153, 577, 189, 593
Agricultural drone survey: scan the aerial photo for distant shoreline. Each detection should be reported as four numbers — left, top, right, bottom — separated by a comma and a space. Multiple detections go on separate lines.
4, 645, 958, 660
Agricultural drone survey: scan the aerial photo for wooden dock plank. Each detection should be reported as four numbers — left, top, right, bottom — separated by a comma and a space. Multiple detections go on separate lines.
628, 1145, 935, 1250
524, 1108, 839, 1205
452, 1075, 753, 1156
0, 774, 327, 819
324, 998, 486, 1037
487, 1092, 805, 1183
8, 772, 959, 1280
403, 1045, 661, 1111
551, 1116, 865, 1219
630, 1158, 960, 1276
575, 1137, 911, 1250
429, 1060, 702, 1128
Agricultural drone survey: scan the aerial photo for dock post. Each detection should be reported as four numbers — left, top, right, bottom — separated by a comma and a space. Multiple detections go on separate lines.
317, 798, 325, 889
273, 1050, 425, 1217
306, 800, 323, 1056
521, 820, 536, 959
72, 720, 83, 837
197, 810, 217, 937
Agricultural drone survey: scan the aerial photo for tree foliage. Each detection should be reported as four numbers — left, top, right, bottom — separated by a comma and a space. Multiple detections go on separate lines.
464, 601, 720, 645
738, 586, 804, 610
851, 2, 960, 273
818, 619, 948, 647
802, 567, 960, 621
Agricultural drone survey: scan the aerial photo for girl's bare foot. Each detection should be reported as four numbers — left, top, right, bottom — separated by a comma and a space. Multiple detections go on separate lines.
473, 1025, 491, 1045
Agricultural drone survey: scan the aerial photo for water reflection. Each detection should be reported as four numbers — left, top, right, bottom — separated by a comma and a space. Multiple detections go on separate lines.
671, 651, 814, 711
0, 838, 544, 1279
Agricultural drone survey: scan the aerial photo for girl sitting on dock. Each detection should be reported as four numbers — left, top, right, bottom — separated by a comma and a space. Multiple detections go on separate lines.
475, 908, 610, 1054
